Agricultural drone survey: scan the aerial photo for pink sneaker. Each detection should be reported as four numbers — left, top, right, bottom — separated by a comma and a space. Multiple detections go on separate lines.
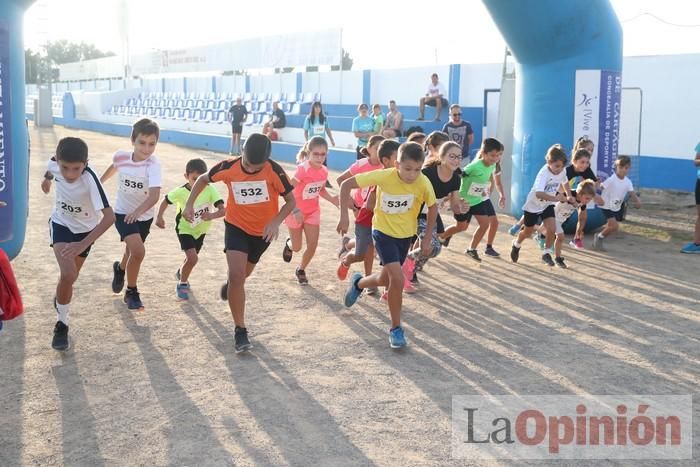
381, 290, 388, 302
337, 260, 350, 280
404, 282, 417, 294
569, 238, 584, 250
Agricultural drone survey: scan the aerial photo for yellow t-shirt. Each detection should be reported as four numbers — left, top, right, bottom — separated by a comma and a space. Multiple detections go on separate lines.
355, 168, 436, 239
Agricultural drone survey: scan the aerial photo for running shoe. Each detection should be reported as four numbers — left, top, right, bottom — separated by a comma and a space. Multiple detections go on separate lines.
389, 326, 407, 348
234, 326, 252, 353
52, 321, 69, 351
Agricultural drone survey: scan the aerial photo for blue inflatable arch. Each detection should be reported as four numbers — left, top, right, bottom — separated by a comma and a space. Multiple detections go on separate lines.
0, 0, 32, 260
482, 0, 622, 230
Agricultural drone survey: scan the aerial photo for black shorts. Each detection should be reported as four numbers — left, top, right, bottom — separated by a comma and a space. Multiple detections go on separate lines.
115, 214, 153, 242
523, 205, 555, 227
49, 220, 93, 258
601, 208, 624, 221
356, 146, 365, 160
178, 233, 205, 253
695, 178, 700, 205
272, 121, 285, 129
231, 123, 243, 134
224, 221, 270, 264
460, 199, 496, 223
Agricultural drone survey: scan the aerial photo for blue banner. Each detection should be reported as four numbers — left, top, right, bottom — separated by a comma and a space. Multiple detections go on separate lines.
597, 70, 622, 180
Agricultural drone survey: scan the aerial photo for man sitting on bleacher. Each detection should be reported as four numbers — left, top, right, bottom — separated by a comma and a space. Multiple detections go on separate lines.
262, 101, 286, 139
418, 73, 448, 122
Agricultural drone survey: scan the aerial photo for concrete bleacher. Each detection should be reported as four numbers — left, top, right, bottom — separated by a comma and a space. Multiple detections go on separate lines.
103, 91, 319, 126
101, 91, 478, 143
27, 87, 483, 154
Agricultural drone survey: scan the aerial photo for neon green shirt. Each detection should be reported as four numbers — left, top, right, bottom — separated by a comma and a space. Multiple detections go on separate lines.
166, 183, 223, 238
460, 159, 496, 207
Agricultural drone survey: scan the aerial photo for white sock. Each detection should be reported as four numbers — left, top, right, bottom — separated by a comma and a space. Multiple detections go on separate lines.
543, 248, 553, 255
598, 233, 605, 239
513, 240, 522, 248
56, 302, 69, 325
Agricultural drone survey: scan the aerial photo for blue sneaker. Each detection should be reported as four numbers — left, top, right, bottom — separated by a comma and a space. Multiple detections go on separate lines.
344, 273, 363, 308
508, 224, 521, 236
680, 242, 700, 254
535, 233, 546, 250
176, 283, 189, 300
389, 326, 407, 348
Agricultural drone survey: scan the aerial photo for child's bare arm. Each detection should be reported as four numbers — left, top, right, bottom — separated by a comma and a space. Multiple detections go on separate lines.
100, 164, 117, 183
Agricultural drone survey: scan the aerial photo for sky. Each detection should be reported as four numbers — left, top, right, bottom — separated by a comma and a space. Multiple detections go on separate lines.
23, 0, 700, 70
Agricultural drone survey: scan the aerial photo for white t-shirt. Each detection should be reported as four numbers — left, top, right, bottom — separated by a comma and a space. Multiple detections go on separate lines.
426, 82, 447, 98
112, 150, 162, 221
601, 175, 633, 212
48, 159, 110, 233
522, 165, 568, 214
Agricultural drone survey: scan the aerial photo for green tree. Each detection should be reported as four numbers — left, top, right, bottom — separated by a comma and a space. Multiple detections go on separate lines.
24, 41, 115, 84
44, 40, 115, 65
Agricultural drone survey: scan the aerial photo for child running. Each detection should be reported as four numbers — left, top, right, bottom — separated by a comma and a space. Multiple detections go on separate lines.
592, 155, 641, 251
41, 137, 115, 350
407, 141, 467, 286
336, 135, 386, 280
183, 133, 295, 353
337, 142, 437, 349
155, 158, 225, 300
423, 131, 450, 166
337, 140, 400, 294
510, 144, 574, 266
460, 138, 505, 261
536, 179, 601, 267
101, 118, 162, 310
282, 136, 339, 285
566, 144, 598, 249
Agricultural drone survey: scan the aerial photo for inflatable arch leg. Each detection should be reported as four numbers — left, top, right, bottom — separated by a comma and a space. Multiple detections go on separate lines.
0, 1, 32, 260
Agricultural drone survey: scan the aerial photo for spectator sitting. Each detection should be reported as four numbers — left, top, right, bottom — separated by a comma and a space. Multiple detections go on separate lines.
382, 100, 403, 139
371, 104, 385, 134
262, 101, 286, 138
418, 73, 448, 121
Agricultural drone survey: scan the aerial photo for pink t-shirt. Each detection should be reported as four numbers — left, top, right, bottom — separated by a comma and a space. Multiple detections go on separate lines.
291, 160, 329, 214
349, 158, 383, 207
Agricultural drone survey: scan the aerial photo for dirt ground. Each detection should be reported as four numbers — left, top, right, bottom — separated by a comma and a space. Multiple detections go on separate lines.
1, 125, 698, 466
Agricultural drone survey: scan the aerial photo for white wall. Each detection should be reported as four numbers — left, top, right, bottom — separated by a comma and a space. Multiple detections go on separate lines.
336, 70, 363, 105
219, 76, 246, 95
142, 79, 161, 92
186, 77, 212, 94
371, 65, 450, 106
280, 73, 297, 98
621, 54, 699, 159
459, 63, 502, 107
317, 71, 340, 103
110, 79, 125, 90
164, 78, 184, 94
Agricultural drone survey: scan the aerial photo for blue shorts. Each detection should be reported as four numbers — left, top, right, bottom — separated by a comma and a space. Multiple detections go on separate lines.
372, 230, 412, 266
48, 220, 93, 258
354, 223, 373, 257
115, 214, 153, 242
601, 208, 624, 221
